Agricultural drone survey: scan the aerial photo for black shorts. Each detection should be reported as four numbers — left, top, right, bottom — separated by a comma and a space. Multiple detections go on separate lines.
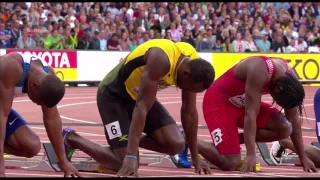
97, 88, 176, 149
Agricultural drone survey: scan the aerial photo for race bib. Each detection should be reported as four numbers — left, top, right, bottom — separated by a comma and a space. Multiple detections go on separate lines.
105, 121, 122, 140
211, 128, 223, 146
228, 94, 245, 108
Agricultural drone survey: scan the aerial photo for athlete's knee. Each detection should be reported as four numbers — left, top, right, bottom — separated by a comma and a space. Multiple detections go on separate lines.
272, 114, 292, 139
278, 120, 292, 139
24, 137, 41, 158
164, 137, 185, 155
220, 155, 241, 171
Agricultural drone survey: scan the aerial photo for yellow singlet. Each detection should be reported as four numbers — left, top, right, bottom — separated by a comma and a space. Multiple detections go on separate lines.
99, 39, 199, 101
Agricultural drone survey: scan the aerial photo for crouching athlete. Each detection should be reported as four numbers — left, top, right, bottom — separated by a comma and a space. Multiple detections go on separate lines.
61, 39, 215, 177
268, 88, 320, 170
179, 56, 317, 173
0, 52, 80, 177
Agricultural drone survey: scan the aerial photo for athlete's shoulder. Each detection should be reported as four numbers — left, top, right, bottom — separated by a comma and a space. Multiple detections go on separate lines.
128, 39, 177, 60
138, 39, 176, 49
175, 42, 199, 59
0, 53, 23, 84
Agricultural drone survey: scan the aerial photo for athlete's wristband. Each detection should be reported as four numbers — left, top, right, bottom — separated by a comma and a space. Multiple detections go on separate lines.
125, 155, 137, 159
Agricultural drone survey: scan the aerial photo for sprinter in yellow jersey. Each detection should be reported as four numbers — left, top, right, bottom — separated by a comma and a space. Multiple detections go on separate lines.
62, 39, 215, 177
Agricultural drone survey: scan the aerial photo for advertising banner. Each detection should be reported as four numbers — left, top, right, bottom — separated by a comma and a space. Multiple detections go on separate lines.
6, 49, 78, 81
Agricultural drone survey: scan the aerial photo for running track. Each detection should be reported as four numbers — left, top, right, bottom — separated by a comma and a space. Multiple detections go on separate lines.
5, 86, 320, 177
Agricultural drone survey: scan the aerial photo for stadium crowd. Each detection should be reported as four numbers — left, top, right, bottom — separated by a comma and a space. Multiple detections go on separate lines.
0, 2, 319, 53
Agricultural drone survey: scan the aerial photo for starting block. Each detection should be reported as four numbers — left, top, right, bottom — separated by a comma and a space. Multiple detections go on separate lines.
236, 160, 261, 172
256, 141, 320, 166
5, 141, 319, 174
4, 143, 181, 173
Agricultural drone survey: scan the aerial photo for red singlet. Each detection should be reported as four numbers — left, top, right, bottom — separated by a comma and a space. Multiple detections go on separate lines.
202, 56, 291, 155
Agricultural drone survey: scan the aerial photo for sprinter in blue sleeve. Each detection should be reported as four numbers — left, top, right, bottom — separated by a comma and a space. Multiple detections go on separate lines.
269, 88, 320, 169
0, 52, 80, 177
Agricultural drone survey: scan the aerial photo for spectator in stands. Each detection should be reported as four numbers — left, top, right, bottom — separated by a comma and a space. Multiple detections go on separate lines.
212, 39, 223, 52
16, 27, 36, 49
77, 30, 90, 50
91, 2, 104, 15
285, 38, 298, 53
0, 22, 11, 48
107, 3, 119, 19
32, 30, 42, 48
10, 20, 21, 48
87, 8, 96, 22
221, 36, 234, 52
129, 38, 138, 51
167, 22, 181, 42
88, 30, 100, 50
49, 29, 62, 49
44, 13, 53, 29
99, 29, 107, 50
257, 33, 271, 53
243, 34, 258, 52
160, 14, 171, 31
40, 30, 52, 49
181, 29, 196, 48
0, 8, 11, 22
0, 2, 7, 14
119, 7, 131, 26
107, 33, 121, 50
138, 31, 149, 45
295, 34, 308, 53
232, 32, 245, 52
271, 35, 286, 53
133, 9, 148, 32
119, 31, 129, 50
147, 12, 156, 29
198, 30, 213, 51
149, 19, 161, 34
62, 28, 77, 50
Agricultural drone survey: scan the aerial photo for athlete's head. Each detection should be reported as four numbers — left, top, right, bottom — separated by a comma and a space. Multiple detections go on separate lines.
270, 72, 305, 114
28, 75, 65, 108
176, 58, 215, 93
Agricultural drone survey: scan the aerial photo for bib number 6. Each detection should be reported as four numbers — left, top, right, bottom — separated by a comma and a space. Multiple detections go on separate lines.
105, 121, 122, 140
110, 125, 117, 135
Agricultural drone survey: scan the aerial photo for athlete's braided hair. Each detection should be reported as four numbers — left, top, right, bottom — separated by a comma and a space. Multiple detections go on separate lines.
39, 75, 65, 108
188, 59, 215, 89
270, 72, 305, 117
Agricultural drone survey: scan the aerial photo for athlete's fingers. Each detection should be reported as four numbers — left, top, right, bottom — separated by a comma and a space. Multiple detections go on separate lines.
116, 168, 124, 177
312, 167, 318, 172
123, 169, 133, 177
253, 164, 257, 173
131, 170, 139, 177
205, 167, 212, 174
64, 172, 71, 177
240, 165, 246, 174
76, 172, 82, 177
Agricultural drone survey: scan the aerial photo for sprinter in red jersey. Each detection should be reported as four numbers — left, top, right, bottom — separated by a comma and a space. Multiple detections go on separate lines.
198, 56, 317, 173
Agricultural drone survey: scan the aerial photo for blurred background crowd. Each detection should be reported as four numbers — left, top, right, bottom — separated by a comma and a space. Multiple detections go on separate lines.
0, 2, 319, 53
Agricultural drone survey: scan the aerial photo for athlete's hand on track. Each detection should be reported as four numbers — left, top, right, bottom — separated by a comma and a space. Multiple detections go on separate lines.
117, 157, 139, 177
301, 157, 318, 173
59, 161, 82, 177
193, 158, 212, 175
241, 155, 257, 173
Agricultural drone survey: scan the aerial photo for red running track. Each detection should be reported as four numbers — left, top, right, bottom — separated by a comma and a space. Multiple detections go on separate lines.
6, 86, 320, 177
